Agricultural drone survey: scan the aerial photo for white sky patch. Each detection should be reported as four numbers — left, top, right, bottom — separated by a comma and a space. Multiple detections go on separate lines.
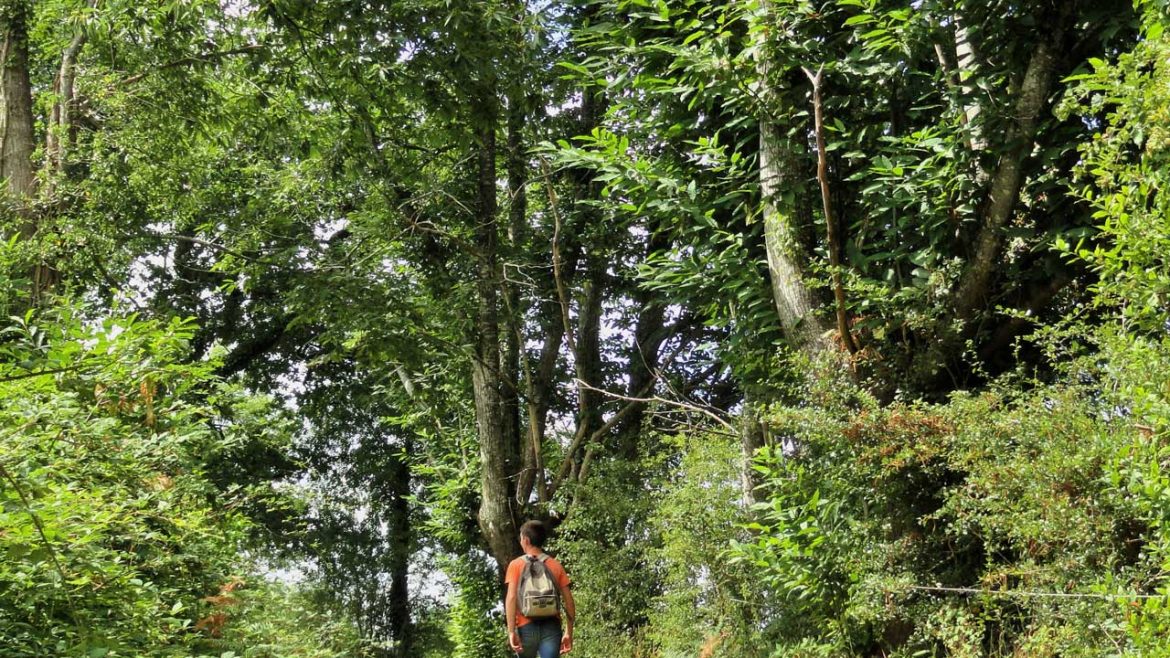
547, 92, 582, 118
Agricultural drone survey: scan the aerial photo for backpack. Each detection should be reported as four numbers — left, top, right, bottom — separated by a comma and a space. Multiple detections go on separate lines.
517, 554, 560, 619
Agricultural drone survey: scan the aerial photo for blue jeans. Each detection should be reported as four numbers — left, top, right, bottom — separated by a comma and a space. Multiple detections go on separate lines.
517, 618, 562, 658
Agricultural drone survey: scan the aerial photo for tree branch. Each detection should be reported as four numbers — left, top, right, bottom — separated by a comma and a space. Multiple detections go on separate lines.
802, 65, 858, 355
0, 364, 87, 383
153, 232, 267, 264
546, 384, 653, 500
45, 1, 93, 182
120, 44, 265, 85
576, 379, 735, 433
953, 19, 1064, 321
546, 341, 695, 498
540, 158, 579, 356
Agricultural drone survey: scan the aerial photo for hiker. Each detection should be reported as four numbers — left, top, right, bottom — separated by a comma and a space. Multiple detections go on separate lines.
505, 520, 575, 657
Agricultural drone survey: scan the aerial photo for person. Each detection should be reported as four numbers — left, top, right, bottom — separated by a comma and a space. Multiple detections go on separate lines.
505, 520, 575, 657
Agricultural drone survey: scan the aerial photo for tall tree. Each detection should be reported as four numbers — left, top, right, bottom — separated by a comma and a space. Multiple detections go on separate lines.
751, 0, 835, 356
1, 0, 42, 299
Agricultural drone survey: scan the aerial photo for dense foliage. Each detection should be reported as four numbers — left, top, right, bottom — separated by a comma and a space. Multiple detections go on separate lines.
2, 0, 1170, 656
0, 303, 368, 656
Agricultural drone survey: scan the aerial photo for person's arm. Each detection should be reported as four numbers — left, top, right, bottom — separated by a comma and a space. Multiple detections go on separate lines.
560, 581, 575, 653
506, 575, 521, 653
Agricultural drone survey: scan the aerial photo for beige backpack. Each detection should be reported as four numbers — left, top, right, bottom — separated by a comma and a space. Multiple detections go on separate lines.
518, 554, 560, 618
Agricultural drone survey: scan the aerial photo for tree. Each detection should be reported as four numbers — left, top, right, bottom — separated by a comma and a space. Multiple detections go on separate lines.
1, 0, 41, 299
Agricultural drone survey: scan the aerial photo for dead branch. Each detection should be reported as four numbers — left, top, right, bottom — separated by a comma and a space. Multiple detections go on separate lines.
802, 65, 859, 355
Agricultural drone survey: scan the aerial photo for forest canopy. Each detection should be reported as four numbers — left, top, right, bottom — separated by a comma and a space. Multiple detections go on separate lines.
3, 0, 1170, 656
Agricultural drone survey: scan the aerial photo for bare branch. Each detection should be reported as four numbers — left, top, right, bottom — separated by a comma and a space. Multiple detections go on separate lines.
802, 65, 858, 355
152, 233, 267, 264
546, 387, 651, 500
540, 158, 579, 356
574, 379, 736, 433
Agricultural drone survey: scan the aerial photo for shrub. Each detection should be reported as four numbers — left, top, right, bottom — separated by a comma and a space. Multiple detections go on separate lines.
736, 384, 1149, 656
0, 303, 361, 656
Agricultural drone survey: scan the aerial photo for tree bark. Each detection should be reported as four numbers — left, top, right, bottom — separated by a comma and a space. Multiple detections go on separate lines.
0, 1, 48, 302
500, 99, 526, 505
470, 107, 519, 573
751, 1, 833, 356
384, 443, 413, 658
45, 2, 93, 185
952, 14, 987, 153
0, 2, 34, 203
760, 120, 832, 354
953, 23, 1063, 322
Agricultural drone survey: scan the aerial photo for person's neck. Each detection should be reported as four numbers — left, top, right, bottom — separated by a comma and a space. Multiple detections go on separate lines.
523, 545, 543, 557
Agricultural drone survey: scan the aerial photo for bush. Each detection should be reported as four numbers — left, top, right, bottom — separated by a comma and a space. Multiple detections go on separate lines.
446, 553, 508, 658
0, 303, 363, 657
555, 429, 771, 658
735, 383, 1153, 656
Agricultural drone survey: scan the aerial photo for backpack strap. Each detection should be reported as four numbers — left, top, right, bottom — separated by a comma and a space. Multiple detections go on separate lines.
521, 554, 555, 590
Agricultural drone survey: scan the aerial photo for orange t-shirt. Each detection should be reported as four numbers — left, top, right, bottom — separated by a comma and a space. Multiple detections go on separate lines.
505, 554, 571, 628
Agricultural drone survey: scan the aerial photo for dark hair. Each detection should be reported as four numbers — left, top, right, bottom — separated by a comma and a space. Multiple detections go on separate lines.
520, 520, 548, 548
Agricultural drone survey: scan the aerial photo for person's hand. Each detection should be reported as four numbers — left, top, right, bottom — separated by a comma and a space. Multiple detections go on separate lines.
560, 632, 573, 654
509, 630, 522, 654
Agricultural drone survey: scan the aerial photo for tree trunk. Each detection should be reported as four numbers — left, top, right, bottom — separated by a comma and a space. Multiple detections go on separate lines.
500, 100, 526, 505
1, 1, 36, 227
385, 444, 413, 658
952, 14, 987, 153
745, 0, 841, 511
470, 111, 519, 573
0, 1, 50, 303
519, 302, 566, 506
45, 6, 91, 185
751, 0, 834, 356
575, 253, 605, 433
550, 81, 607, 491
759, 120, 832, 354
953, 22, 1063, 322
558, 249, 605, 492
518, 188, 581, 504
615, 228, 670, 458
740, 394, 767, 506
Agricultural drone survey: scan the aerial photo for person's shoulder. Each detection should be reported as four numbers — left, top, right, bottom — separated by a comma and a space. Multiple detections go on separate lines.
543, 555, 571, 586
505, 555, 528, 583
